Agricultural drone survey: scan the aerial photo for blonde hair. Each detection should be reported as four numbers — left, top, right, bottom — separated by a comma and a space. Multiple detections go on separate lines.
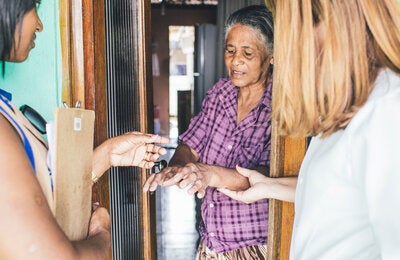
265, 0, 400, 138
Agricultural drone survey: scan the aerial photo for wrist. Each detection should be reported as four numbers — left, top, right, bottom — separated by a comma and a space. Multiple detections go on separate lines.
92, 142, 112, 180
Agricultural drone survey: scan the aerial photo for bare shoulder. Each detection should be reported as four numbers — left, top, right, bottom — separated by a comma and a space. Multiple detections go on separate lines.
0, 113, 27, 172
0, 112, 42, 194
0, 114, 63, 258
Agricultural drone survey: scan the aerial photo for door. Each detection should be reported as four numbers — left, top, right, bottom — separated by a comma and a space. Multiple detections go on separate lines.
193, 24, 217, 116
65, 0, 156, 259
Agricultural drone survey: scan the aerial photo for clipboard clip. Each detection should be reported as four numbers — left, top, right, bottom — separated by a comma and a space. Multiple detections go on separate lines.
62, 101, 82, 109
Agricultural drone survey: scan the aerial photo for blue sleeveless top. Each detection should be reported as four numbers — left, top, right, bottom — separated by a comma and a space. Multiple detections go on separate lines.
0, 89, 36, 172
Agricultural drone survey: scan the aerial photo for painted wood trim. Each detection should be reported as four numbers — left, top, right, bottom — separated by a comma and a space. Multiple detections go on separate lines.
71, 0, 85, 106
60, 0, 72, 106
137, 1, 157, 259
80, 0, 110, 258
60, 0, 86, 107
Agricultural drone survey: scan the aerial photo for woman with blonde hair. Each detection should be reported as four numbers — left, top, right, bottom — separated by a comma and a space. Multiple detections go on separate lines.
220, 0, 400, 258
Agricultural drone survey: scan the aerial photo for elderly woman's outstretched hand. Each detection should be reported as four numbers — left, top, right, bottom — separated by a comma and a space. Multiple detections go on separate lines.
142, 165, 183, 192
143, 162, 211, 199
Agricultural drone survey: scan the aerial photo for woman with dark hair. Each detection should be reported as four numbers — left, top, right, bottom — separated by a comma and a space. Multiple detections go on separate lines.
0, 0, 42, 64
221, 0, 400, 258
0, 0, 168, 258
144, 5, 277, 259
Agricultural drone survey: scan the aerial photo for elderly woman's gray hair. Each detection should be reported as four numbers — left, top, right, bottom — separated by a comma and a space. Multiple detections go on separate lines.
225, 5, 274, 53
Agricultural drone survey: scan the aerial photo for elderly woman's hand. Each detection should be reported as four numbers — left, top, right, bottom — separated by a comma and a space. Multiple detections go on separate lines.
143, 162, 212, 199
172, 163, 212, 199
142, 165, 183, 192
92, 132, 169, 181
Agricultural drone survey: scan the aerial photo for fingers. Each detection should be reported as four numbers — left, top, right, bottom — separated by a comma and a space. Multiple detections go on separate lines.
139, 151, 161, 169
187, 178, 205, 196
148, 134, 169, 144
143, 170, 173, 192
123, 132, 169, 156
128, 132, 169, 145
197, 189, 206, 199
139, 160, 156, 169
139, 143, 167, 168
235, 165, 253, 177
146, 143, 167, 156
145, 151, 160, 162
143, 173, 157, 192
178, 169, 200, 189
143, 164, 210, 200
218, 188, 244, 202
177, 169, 207, 197
160, 167, 186, 186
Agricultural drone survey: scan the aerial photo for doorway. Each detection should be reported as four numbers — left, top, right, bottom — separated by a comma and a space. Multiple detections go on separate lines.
155, 25, 199, 260
151, 4, 218, 259
168, 25, 195, 142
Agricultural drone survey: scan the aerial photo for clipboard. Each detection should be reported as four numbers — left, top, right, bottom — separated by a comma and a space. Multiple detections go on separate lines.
52, 107, 95, 240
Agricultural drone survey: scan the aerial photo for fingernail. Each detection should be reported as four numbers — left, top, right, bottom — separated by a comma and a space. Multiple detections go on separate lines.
151, 134, 159, 139
94, 201, 100, 206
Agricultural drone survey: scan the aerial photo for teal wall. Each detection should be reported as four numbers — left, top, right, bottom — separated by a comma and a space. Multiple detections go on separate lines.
0, 1, 61, 123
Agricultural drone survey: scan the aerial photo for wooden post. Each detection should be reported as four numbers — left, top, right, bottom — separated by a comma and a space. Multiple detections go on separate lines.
267, 123, 307, 259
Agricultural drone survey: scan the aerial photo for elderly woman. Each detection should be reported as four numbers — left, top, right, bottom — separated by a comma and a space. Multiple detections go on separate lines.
144, 5, 273, 259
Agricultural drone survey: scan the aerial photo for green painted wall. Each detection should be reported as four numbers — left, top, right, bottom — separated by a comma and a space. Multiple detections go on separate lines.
0, 1, 61, 123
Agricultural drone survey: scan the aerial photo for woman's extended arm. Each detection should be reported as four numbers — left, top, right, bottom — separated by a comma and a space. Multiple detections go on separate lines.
218, 165, 297, 203
92, 132, 169, 181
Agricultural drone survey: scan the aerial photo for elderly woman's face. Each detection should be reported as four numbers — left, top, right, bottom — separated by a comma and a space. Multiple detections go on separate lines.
224, 24, 271, 89
7, 7, 43, 62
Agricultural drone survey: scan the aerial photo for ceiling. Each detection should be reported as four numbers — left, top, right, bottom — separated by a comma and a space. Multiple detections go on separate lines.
151, 0, 218, 5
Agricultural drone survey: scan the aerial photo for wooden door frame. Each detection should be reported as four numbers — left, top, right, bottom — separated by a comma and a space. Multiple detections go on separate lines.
60, 0, 108, 143
267, 125, 306, 259
136, 1, 157, 259
60, 0, 155, 259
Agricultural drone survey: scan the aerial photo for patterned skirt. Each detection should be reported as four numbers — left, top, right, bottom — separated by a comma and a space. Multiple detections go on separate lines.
196, 240, 267, 260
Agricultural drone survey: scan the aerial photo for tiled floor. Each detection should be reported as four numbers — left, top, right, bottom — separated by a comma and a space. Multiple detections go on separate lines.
155, 148, 199, 260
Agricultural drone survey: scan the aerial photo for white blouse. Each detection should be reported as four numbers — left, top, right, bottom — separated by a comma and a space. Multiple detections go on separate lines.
291, 68, 400, 259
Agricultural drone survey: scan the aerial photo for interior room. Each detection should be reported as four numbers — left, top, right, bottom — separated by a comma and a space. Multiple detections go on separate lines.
150, 1, 266, 259
151, 2, 217, 259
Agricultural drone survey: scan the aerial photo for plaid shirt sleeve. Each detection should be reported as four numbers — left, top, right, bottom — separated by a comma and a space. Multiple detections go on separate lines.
258, 135, 271, 167
179, 89, 215, 155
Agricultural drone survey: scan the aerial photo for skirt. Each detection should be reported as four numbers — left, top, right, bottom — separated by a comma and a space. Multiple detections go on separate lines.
195, 240, 267, 260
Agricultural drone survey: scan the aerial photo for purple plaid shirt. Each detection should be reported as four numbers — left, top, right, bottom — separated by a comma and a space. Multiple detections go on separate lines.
180, 78, 272, 253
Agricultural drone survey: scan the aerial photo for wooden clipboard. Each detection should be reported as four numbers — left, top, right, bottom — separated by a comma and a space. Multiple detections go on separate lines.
52, 107, 95, 240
